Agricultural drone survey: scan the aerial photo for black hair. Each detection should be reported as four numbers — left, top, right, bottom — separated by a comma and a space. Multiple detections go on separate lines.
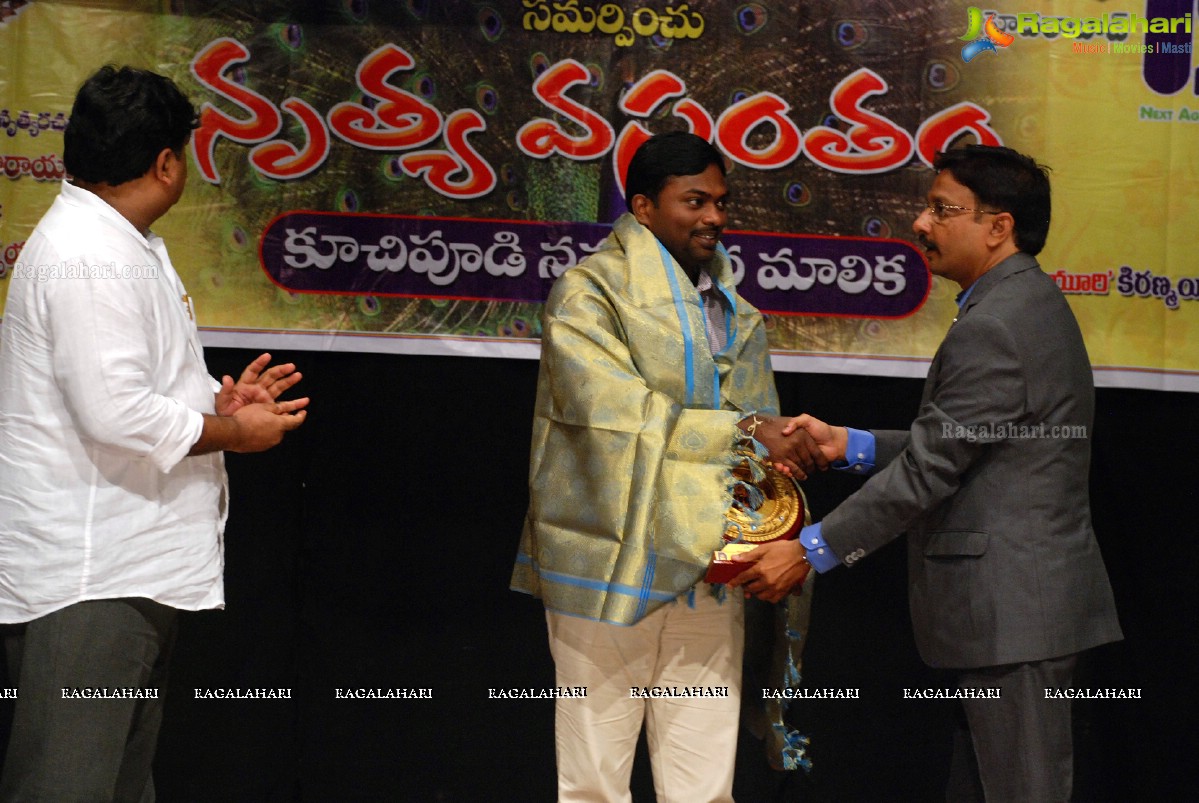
63, 65, 198, 186
624, 131, 727, 212
933, 144, 1052, 256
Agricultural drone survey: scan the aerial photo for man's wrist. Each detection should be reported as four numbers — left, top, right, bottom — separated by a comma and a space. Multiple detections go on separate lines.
799, 522, 841, 573
191, 412, 245, 455
833, 427, 876, 473
737, 413, 766, 438
834, 426, 849, 461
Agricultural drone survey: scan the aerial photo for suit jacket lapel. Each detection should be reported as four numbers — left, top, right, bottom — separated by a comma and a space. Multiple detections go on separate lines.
926, 252, 1041, 406
958, 252, 1040, 319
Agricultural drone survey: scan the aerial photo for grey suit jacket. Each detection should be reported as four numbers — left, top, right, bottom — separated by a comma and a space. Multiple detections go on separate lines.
823, 252, 1123, 669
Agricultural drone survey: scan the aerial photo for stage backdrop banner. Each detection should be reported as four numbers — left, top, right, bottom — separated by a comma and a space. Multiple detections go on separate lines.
1, 0, 1196, 391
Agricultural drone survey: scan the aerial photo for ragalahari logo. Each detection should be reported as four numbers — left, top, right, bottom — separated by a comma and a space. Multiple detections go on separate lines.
960, 7, 1016, 62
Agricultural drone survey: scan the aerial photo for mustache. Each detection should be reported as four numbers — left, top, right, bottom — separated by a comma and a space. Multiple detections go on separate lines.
918, 234, 936, 252
694, 228, 722, 237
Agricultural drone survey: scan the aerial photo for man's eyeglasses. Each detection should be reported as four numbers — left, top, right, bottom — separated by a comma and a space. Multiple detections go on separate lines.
924, 201, 1004, 223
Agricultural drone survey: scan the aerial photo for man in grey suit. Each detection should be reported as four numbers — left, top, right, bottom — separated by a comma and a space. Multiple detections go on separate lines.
728, 145, 1123, 801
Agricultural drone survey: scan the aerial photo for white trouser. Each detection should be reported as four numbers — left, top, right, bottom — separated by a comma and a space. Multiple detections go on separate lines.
547, 586, 744, 803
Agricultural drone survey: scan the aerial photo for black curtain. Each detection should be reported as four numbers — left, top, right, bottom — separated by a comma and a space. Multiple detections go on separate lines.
2, 348, 1194, 801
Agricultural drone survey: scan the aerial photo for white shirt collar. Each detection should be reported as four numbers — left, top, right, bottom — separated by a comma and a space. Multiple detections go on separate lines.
59, 180, 153, 246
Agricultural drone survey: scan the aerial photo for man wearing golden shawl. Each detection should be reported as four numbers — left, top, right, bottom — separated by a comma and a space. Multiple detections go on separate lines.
512, 132, 818, 802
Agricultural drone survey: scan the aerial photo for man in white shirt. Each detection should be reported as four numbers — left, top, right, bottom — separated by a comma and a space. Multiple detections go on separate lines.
0, 65, 308, 801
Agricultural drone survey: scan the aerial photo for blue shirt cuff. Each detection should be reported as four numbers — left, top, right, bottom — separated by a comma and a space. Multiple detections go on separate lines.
834, 427, 875, 474
799, 522, 840, 573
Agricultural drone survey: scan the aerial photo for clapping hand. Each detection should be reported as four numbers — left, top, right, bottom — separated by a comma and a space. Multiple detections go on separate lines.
215, 353, 303, 416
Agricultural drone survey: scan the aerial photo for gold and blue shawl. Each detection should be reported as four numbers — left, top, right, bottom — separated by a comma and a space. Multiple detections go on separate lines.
511, 213, 779, 625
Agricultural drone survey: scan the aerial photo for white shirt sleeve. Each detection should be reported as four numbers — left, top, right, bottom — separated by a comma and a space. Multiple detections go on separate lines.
45, 242, 204, 473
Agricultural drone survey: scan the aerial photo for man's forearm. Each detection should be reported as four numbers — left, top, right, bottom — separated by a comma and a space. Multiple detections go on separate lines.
189, 399, 307, 456
188, 414, 242, 456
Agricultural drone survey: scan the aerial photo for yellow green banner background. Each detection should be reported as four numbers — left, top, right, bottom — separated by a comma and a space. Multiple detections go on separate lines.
2, 0, 1195, 390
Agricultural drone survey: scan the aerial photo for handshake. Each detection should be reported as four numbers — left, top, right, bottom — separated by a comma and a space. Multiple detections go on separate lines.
729, 413, 848, 603
736, 413, 847, 481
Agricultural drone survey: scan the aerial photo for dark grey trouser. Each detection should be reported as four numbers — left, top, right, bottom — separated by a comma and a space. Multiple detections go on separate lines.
947, 653, 1078, 803
0, 598, 177, 803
